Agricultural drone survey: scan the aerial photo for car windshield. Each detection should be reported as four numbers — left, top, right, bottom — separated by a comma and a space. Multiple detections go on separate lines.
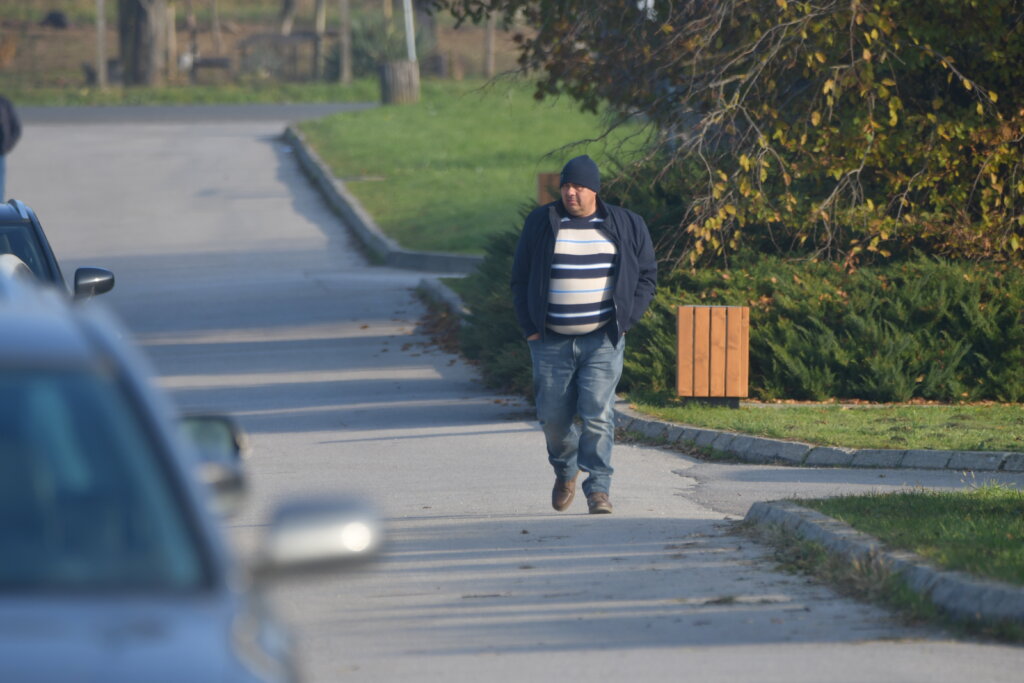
0, 223, 52, 282
0, 367, 210, 592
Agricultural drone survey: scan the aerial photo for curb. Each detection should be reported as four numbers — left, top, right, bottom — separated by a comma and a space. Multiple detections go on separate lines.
744, 500, 1024, 628
613, 401, 1024, 473
283, 125, 483, 275
416, 276, 469, 318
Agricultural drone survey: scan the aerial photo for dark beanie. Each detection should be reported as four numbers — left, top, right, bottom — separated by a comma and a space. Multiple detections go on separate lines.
560, 155, 601, 193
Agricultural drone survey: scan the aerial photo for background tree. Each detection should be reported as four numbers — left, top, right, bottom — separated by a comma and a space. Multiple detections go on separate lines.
118, 0, 166, 86
435, 0, 1024, 268
279, 0, 298, 35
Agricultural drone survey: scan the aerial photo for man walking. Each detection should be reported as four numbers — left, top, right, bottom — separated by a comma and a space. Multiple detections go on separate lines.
511, 155, 657, 514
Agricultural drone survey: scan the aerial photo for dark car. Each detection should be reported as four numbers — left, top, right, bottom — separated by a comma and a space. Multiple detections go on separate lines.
0, 270, 380, 682
0, 198, 114, 298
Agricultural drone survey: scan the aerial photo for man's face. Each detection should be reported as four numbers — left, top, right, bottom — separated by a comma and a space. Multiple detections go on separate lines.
560, 183, 598, 217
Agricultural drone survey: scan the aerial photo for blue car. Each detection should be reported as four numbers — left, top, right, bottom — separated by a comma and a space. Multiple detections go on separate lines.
0, 198, 114, 298
0, 268, 380, 682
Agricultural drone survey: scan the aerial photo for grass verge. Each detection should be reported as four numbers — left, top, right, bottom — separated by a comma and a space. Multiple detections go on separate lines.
626, 394, 1024, 452
740, 488, 1024, 642
799, 484, 1024, 586
4, 80, 380, 106
297, 78, 643, 255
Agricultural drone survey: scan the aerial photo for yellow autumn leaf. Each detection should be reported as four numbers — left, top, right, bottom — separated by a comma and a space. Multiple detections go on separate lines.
815, 51, 826, 63
989, 90, 999, 103
962, 78, 973, 91
823, 79, 835, 94
811, 111, 822, 126
776, 0, 788, 8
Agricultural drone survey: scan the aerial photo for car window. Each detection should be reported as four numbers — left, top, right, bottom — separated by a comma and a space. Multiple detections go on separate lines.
0, 368, 210, 592
0, 224, 51, 282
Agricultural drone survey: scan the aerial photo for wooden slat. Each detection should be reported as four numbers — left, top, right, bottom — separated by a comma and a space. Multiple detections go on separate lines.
739, 307, 749, 396
677, 306, 694, 396
692, 306, 711, 396
709, 307, 727, 396
725, 307, 744, 396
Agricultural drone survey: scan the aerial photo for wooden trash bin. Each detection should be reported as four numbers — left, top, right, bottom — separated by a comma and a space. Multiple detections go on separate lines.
537, 172, 561, 204
677, 305, 749, 405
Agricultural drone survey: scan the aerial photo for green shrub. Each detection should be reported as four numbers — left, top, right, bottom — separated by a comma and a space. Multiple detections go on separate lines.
458, 228, 1024, 403
627, 254, 1024, 402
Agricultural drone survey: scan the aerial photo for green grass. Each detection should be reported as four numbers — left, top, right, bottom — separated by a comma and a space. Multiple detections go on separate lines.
1, 80, 380, 107
297, 78, 643, 254
799, 485, 1024, 586
627, 396, 1024, 452
744, 515, 1024, 642
3, 0, 283, 24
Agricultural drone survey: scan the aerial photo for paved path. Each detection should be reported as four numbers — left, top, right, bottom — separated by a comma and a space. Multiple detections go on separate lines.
12, 107, 1024, 682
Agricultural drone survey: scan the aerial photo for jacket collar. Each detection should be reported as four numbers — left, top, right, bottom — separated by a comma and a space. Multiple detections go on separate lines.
552, 197, 609, 222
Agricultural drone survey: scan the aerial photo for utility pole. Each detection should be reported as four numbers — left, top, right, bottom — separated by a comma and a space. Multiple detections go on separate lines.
95, 0, 107, 88
314, 0, 327, 79
338, 0, 352, 84
95, 0, 108, 88
402, 0, 416, 63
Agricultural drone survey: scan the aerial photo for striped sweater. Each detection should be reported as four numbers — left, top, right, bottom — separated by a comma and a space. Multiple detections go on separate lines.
545, 214, 618, 335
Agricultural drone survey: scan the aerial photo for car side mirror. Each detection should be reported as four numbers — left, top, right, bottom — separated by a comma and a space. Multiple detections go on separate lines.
179, 414, 249, 517
252, 497, 382, 581
73, 267, 115, 299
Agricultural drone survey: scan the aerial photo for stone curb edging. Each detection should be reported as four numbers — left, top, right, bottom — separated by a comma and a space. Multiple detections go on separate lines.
614, 401, 1024, 473
283, 125, 483, 275
744, 500, 1024, 627
416, 276, 469, 318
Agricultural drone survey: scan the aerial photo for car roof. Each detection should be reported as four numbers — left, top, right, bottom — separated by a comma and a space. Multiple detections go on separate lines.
0, 261, 101, 366
0, 306, 98, 367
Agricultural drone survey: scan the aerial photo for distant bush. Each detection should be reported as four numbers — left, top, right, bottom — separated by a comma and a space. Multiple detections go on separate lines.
459, 228, 1024, 403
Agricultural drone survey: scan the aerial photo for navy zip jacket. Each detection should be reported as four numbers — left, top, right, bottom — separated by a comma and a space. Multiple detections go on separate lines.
511, 197, 657, 341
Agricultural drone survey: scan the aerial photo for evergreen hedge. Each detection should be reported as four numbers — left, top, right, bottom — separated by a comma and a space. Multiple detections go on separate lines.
459, 233, 1024, 404
624, 254, 1024, 403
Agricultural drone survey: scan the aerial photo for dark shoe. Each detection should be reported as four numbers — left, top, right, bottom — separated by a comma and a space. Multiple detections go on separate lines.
551, 472, 579, 511
587, 492, 613, 514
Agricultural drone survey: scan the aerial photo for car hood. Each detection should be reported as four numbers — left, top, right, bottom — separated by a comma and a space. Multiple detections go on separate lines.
0, 593, 283, 683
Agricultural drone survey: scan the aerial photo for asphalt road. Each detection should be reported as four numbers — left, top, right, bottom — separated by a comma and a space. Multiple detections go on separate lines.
12, 106, 1024, 682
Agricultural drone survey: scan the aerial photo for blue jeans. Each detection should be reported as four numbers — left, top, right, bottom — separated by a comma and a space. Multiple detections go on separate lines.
528, 328, 625, 496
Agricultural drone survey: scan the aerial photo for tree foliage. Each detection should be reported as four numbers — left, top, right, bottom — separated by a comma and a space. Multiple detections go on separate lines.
433, 0, 1024, 267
